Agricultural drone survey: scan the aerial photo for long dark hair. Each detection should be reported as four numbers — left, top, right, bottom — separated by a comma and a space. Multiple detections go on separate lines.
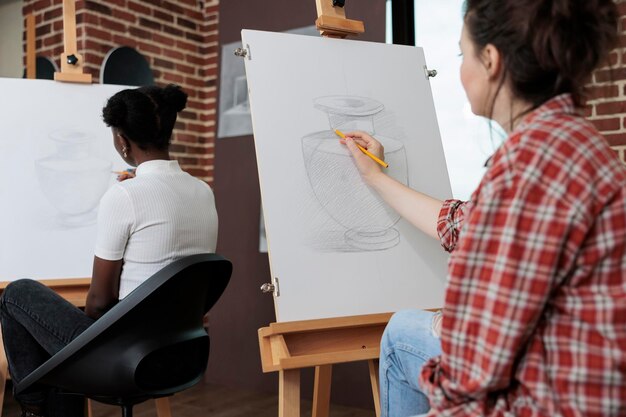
464, 0, 618, 111
102, 84, 188, 150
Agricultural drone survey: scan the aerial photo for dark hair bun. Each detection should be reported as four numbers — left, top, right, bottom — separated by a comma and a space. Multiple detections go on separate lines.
161, 84, 188, 113
102, 85, 188, 151
102, 92, 129, 128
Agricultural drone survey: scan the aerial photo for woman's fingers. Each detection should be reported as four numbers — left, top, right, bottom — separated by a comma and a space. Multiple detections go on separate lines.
345, 131, 384, 158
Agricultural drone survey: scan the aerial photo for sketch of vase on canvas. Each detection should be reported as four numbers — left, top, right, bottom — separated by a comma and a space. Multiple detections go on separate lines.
302, 96, 408, 251
35, 128, 112, 227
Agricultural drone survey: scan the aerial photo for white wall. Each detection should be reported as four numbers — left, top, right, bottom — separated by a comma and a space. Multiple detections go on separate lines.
0, 0, 23, 78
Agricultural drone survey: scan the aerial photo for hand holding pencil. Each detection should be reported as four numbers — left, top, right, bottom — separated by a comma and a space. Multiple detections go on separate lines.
337, 129, 389, 183
112, 168, 136, 182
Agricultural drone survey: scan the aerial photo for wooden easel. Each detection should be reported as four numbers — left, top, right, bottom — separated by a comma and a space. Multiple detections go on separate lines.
257, 4, 387, 417
54, 0, 92, 83
258, 313, 391, 417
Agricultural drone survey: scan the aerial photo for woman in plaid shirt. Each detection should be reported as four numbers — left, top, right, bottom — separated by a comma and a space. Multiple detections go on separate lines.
342, 0, 625, 416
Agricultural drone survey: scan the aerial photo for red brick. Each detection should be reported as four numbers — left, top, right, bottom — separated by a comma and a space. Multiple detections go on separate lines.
182, 7, 203, 21
162, 48, 185, 60
199, 113, 215, 123
185, 77, 206, 88
184, 31, 203, 43
137, 41, 161, 55
153, 57, 175, 69
139, 17, 161, 31
153, 9, 174, 23
86, 27, 113, 42
179, 110, 198, 120
84, 39, 113, 54
43, 7, 62, 20
177, 134, 198, 143
85, 1, 111, 15
33, 0, 52, 11
596, 100, 626, 116
186, 123, 209, 133
36, 23, 51, 37
43, 33, 63, 47
186, 99, 204, 110
162, 1, 184, 14
112, 8, 136, 24
151, 33, 176, 47
163, 24, 183, 37
177, 16, 196, 30
604, 133, 626, 147
176, 62, 195, 74
585, 84, 620, 101
129, 26, 152, 40
127, 0, 151, 15
162, 71, 184, 83
99, 16, 127, 33
176, 39, 198, 53
595, 67, 626, 83
199, 45, 217, 55
113, 34, 137, 47
590, 117, 621, 132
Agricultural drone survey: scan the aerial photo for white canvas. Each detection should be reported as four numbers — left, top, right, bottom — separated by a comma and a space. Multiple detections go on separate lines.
242, 30, 453, 322
0, 78, 130, 281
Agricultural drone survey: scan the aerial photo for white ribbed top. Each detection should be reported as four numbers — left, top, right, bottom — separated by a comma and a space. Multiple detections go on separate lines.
95, 159, 218, 299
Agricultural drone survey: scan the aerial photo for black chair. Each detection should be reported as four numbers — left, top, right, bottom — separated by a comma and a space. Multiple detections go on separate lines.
15, 253, 232, 417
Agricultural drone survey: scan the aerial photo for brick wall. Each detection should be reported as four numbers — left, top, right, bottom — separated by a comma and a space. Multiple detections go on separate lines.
23, 0, 219, 184
585, 0, 626, 164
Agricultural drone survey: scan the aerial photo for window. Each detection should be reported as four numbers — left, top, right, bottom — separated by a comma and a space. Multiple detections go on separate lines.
388, 0, 502, 200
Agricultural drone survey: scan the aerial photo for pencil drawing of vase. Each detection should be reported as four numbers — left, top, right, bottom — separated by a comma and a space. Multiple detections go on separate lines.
302, 96, 408, 251
35, 128, 112, 227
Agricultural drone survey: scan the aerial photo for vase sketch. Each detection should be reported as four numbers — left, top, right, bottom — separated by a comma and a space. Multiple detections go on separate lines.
303, 96, 408, 251
35, 128, 112, 227
314, 95, 385, 134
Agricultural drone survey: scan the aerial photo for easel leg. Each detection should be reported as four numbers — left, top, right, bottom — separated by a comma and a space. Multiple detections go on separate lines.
0, 330, 8, 417
368, 359, 381, 417
86, 399, 93, 417
279, 369, 300, 417
312, 365, 332, 417
155, 397, 172, 417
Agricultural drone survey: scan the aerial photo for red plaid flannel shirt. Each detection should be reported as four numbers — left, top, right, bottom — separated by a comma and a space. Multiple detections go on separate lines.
420, 94, 626, 416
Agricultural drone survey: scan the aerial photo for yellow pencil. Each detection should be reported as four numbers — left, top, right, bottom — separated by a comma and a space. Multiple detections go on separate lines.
334, 129, 389, 168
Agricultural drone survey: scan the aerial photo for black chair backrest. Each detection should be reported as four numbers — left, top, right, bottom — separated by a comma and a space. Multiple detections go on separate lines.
16, 253, 231, 400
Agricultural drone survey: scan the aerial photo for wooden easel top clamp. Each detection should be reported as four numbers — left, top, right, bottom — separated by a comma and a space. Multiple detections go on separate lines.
315, 0, 364, 38
54, 0, 92, 84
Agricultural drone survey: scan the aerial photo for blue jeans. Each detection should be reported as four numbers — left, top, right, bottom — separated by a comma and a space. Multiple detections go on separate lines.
0, 279, 95, 417
380, 309, 442, 417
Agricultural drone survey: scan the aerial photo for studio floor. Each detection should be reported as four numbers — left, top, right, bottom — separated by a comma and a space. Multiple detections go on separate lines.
2, 382, 376, 417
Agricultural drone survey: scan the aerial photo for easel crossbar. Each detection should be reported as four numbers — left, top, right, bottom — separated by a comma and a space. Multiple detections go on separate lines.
258, 313, 392, 372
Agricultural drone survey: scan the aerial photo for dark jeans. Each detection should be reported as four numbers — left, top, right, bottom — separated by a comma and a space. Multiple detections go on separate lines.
0, 279, 95, 417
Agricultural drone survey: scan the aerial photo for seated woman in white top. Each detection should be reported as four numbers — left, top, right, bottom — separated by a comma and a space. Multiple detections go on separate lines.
0, 84, 218, 417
